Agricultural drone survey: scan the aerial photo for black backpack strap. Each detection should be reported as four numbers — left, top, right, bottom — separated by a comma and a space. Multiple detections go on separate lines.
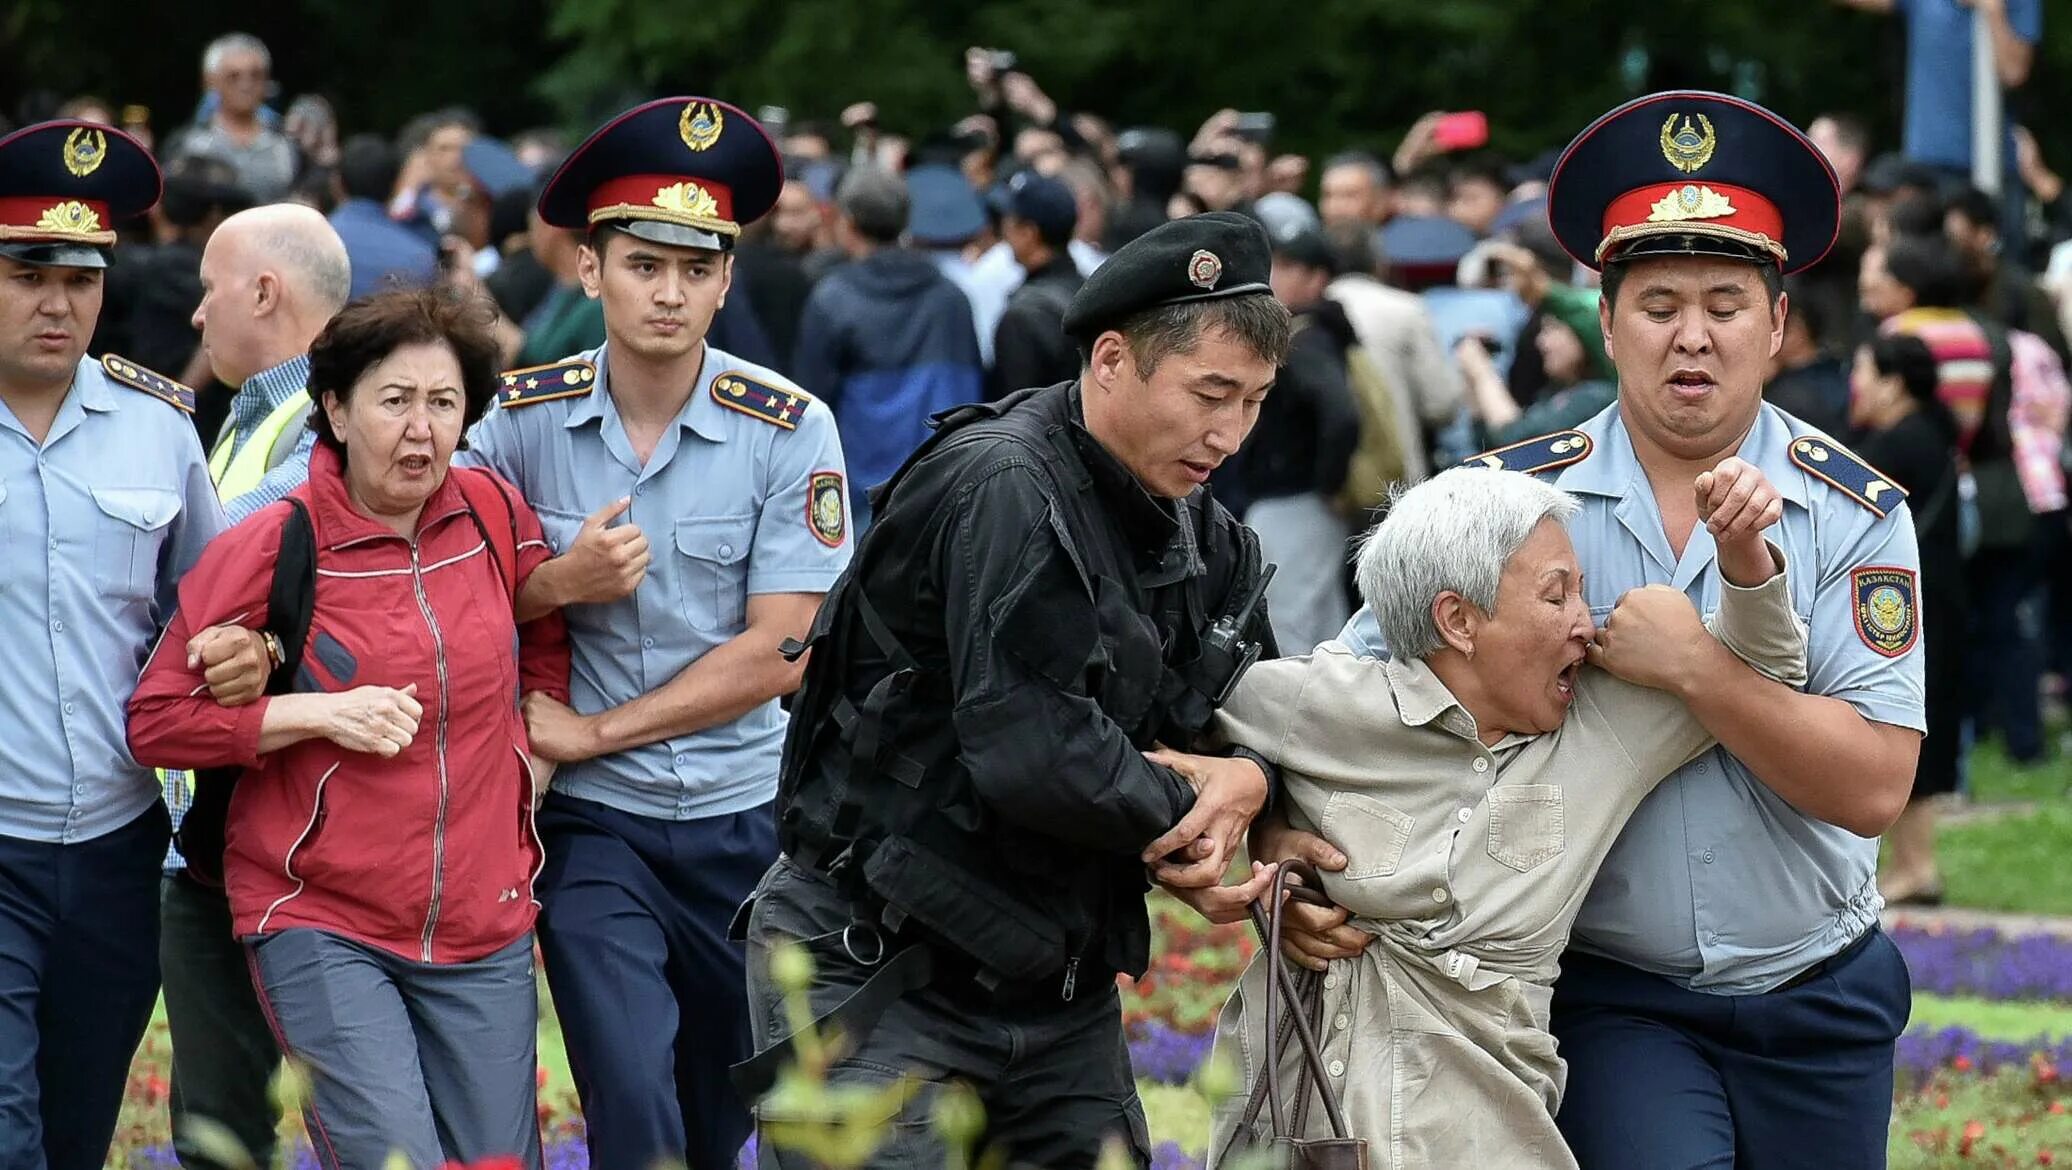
266, 498, 318, 693
179, 498, 319, 887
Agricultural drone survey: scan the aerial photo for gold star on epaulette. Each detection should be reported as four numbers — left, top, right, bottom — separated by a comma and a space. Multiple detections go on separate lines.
101, 354, 195, 413
710, 371, 811, 431
1461, 429, 1593, 476
498, 358, 596, 408
1789, 436, 1907, 518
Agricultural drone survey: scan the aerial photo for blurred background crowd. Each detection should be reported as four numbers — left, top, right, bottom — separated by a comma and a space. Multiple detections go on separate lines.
3, 0, 2066, 901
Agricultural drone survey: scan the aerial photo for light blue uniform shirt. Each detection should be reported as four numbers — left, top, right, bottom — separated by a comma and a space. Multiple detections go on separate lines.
1340, 402, 1926, 994
460, 342, 853, 821
0, 355, 225, 844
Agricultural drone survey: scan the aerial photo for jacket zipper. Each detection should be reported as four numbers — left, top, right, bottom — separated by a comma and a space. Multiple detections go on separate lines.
408, 541, 453, 962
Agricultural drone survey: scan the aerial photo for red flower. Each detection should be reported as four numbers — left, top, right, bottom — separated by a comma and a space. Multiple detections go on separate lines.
536, 1066, 549, 1089
2049, 1101, 2067, 1116
2037, 1150, 2054, 1166
1954, 1055, 1974, 1072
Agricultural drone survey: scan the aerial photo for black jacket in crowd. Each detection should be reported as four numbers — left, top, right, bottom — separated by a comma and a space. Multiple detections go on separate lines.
1214, 298, 1360, 516
775, 381, 1275, 993
988, 253, 1085, 401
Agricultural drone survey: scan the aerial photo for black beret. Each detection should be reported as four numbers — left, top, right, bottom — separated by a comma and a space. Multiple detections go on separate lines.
1061, 210, 1272, 340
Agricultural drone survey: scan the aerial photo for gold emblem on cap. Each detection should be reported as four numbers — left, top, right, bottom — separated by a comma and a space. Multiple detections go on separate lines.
1659, 113, 1716, 175
63, 128, 106, 178
1187, 249, 1223, 290
653, 181, 722, 220
36, 201, 102, 235
680, 102, 723, 152
1647, 183, 1736, 224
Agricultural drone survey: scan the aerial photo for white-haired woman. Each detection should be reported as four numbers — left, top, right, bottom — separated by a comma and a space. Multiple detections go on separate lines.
1206, 460, 1807, 1170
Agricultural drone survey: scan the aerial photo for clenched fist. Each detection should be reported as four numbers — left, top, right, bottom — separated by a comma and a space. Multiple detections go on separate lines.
320, 684, 423, 757
1587, 586, 1708, 695
1695, 457, 1783, 586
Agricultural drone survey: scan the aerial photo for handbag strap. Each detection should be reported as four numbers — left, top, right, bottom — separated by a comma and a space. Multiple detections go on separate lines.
1250, 860, 1356, 1141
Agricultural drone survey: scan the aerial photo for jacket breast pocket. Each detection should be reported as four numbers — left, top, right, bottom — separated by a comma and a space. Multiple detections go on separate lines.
1321, 790, 1413, 879
1090, 574, 1163, 731
91, 486, 180, 601
1486, 785, 1566, 873
675, 514, 754, 632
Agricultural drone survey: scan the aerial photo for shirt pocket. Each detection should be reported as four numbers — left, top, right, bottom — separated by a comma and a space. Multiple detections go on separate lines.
674, 514, 755, 632
1486, 784, 1566, 873
91, 486, 181, 600
1321, 790, 1414, 879
531, 505, 586, 557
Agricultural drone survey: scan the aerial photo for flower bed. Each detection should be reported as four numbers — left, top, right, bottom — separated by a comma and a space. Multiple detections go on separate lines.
107, 912, 2072, 1168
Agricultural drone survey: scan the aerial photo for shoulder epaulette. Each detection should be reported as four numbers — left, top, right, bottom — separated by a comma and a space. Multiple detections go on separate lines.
100, 354, 194, 414
1461, 429, 1592, 475
1789, 435, 1907, 518
711, 371, 811, 431
498, 358, 596, 408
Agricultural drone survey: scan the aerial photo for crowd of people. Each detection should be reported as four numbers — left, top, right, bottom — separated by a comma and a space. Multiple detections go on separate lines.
0, 3, 2063, 1169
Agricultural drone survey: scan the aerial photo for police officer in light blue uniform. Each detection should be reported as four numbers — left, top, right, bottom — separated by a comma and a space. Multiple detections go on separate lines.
457, 97, 851, 1170
0, 120, 227, 1170
1275, 92, 1925, 1168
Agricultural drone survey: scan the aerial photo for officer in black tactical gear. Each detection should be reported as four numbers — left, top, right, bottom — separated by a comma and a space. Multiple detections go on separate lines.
736, 211, 1295, 1169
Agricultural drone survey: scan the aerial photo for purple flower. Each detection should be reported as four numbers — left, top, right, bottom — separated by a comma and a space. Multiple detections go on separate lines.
1129, 1020, 1217, 1085
1149, 1139, 1205, 1170
1889, 924, 2072, 1002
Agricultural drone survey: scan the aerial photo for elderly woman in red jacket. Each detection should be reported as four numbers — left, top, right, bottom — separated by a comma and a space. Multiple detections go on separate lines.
129, 289, 570, 1170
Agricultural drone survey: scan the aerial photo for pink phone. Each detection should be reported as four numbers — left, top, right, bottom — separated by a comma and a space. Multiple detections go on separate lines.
1433, 111, 1490, 152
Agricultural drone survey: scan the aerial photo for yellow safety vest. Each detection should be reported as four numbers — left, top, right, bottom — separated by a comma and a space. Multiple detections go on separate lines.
209, 390, 311, 499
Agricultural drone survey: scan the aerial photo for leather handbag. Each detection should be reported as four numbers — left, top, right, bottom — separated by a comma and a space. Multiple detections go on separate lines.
1216, 860, 1369, 1170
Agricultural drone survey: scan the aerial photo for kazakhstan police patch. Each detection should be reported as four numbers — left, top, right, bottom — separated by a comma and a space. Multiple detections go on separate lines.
808, 471, 846, 547
1852, 566, 1918, 658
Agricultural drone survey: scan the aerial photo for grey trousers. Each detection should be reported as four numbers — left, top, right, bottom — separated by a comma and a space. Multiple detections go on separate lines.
160, 874, 280, 1170
743, 859, 1150, 1170
246, 928, 542, 1170
1248, 493, 1353, 653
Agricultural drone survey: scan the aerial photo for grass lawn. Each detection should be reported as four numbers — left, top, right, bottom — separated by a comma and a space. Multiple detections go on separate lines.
1937, 803, 2072, 916
1912, 994, 2072, 1041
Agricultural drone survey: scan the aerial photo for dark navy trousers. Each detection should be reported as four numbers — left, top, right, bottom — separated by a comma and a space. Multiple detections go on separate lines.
0, 804, 169, 1170
1552, 929, 1911, 1170
534, 793, 775, 1170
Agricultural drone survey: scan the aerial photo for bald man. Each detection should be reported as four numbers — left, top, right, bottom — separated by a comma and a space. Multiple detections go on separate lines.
163, 202, 349, 1170
192, 202, 352, 520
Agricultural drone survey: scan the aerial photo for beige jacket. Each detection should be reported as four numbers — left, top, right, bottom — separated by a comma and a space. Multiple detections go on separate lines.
1326, 274, 1463, 483
1206, 559, 1808, 1169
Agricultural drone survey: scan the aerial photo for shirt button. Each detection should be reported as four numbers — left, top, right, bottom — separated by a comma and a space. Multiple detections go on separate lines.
73, 785, 85, 796
674, 753, 688, 766
1472, 757, 1490, 774
1334, 1014, 1350, 1031
62, 702, 73, 716
1705, 930, 1720, 946
1457, 808, 1472, 824
1696, 762, 1709, 774
1328, 1059, 1346, 1078
1432, 887, 1450, 904
1323, 973, 1338, 991
1703, 849, 1715, 863
51, 619, 63, 633
47, 539, 56, 551
642, 637, 656, 650
718, 544, 734, 558
634, 486, 645, 496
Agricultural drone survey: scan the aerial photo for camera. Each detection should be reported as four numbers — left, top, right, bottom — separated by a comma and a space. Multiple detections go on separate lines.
987, 49, 1019, 74
1232, 112, 1276, 144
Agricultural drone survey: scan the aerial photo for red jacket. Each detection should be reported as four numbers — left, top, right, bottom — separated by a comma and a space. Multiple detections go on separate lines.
128, 444, 571, 963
